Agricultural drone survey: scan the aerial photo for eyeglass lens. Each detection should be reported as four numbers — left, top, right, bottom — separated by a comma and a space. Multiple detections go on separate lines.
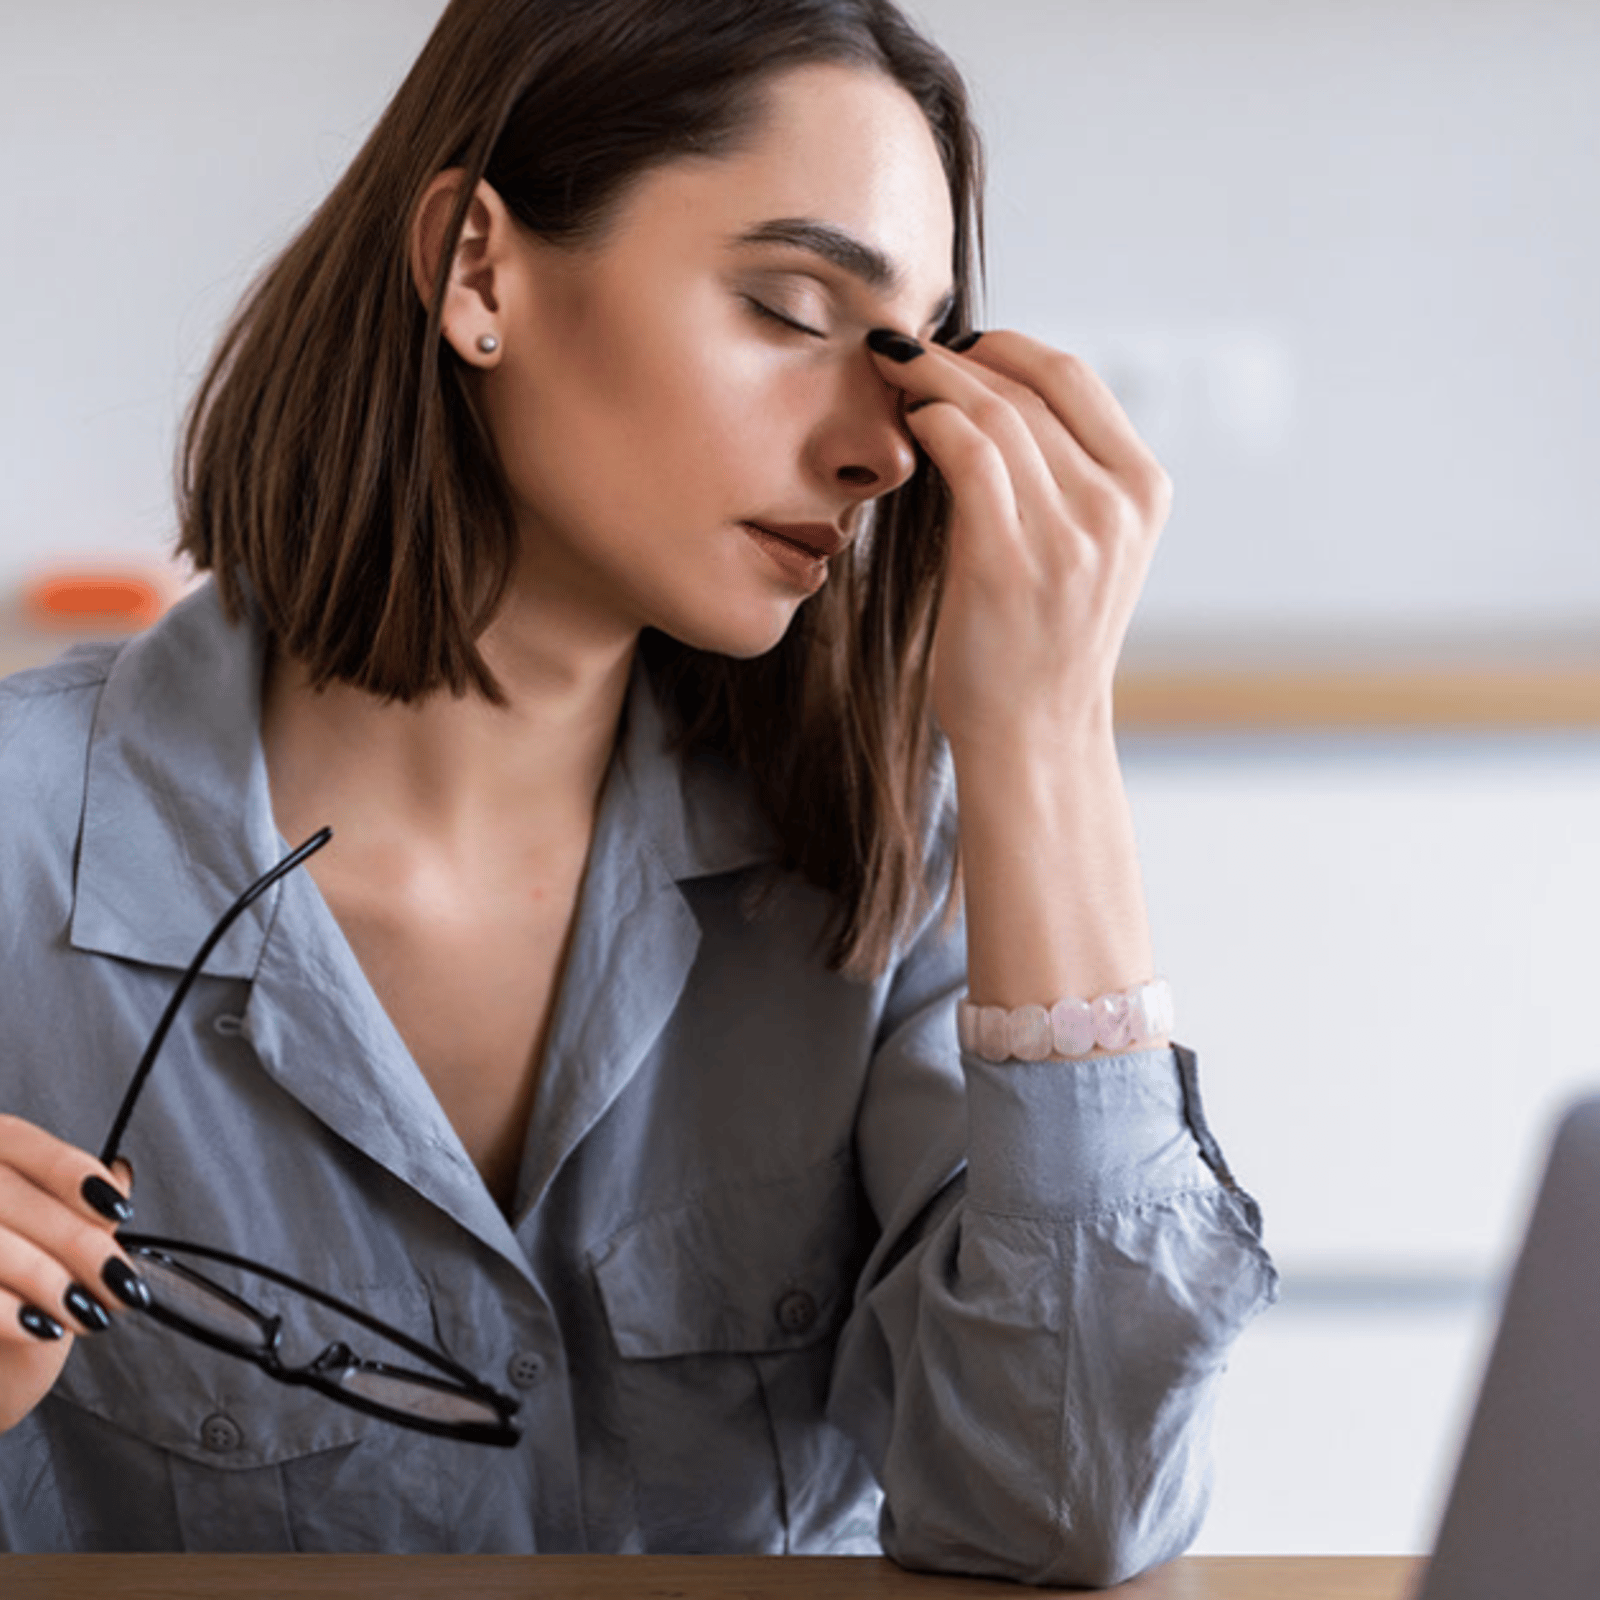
318, 1353, 509, 1427
133, 1246, 506, 1429
138, 1254, 272, 1349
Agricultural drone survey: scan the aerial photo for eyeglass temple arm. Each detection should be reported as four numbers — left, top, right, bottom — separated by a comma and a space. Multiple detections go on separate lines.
99, 828, 334, 1169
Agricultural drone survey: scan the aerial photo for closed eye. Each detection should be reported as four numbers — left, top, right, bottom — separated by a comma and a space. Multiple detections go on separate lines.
743, 296, 826, 340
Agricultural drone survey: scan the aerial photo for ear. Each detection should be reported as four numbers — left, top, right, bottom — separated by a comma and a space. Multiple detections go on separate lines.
410, 170, 514, 369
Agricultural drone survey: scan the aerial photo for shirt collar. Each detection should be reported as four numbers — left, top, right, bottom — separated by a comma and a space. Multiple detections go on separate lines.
71, 583, 284, 976
70, 582, 775, 975
611, 653, 776, 886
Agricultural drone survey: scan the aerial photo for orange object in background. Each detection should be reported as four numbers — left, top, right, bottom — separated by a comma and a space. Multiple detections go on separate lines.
23, 571, 167, 633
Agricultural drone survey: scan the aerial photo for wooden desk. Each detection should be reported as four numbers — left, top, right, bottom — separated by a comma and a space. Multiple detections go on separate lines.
0, 1555, 1419, 1598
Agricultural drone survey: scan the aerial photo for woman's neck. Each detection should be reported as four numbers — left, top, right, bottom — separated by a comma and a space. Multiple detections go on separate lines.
259, 585, 638, 870
256, 584, 638, 1201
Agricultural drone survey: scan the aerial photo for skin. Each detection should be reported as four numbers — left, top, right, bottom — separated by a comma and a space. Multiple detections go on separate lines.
0, 62, 1171, 1429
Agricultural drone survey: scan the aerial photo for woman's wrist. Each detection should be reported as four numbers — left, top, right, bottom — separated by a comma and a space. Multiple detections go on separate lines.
949, 712, 1125, 858
941, 690, 1117, 773
953, 722, 1155, 1009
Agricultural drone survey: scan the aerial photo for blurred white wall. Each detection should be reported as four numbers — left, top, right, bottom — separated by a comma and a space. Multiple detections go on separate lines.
1123, 734, 1600, 1552
908, 0, 1600, 641
5, 0, 1600, 1558
0, 1, 444, 590
4, 2, 1597, 628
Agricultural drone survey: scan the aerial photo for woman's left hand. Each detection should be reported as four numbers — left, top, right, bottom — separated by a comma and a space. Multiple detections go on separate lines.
868, 329, 1172, 753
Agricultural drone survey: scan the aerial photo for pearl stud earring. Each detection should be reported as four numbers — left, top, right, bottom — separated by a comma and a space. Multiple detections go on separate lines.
477, 334, 500, 355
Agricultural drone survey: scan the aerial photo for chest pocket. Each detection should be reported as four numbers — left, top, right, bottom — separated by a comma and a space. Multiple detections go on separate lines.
588, 1154, 878, 1552
44, 1282, 454, 1552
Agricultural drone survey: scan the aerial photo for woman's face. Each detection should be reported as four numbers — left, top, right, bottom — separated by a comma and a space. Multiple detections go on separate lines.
476, 63, 957, 659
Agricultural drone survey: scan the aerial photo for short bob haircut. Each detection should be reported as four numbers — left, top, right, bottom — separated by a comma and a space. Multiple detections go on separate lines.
179, 0, 984, 978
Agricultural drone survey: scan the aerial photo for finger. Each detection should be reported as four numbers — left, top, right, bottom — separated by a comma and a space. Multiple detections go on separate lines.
0, 1114, 134, 1227
0, 1285, 76, 1438
0, 1219, 97, 1340
899, 359, 1129, 578
0, 1221, 113, 1339
0, 1166, 149, 1332
962, 330, 1171, 502
872, 339, 1072, 527
902, 401, 1022, 566
942, 351, 1110, 502
0, 1282, 69, 1348
944, 338, 1173, 542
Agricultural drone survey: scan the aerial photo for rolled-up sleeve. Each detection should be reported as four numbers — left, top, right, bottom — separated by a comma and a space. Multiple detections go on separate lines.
827, 898, 1278, 1589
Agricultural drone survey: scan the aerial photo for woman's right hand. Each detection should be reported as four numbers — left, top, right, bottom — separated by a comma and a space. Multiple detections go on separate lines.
0, 1115, 146, 1433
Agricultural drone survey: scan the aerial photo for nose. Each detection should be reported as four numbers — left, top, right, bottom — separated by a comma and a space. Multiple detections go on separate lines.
808, 353, 919, 501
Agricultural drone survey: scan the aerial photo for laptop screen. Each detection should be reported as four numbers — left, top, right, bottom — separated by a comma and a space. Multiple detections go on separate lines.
1417, 1095, 1600, 1600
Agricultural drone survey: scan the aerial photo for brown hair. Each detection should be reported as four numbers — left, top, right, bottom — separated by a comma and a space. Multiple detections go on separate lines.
178, 0, 984, 976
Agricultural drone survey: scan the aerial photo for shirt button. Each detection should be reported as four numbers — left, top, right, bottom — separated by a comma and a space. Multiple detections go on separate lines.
200, 1413, 243, 1454
775, 1290, 818, 1336
213, 1013, 246, 1039
507, 1351, 545, 1390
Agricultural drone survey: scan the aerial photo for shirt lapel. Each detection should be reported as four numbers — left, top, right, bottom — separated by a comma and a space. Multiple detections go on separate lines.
68, 584, 779, 1262
71, 584, 280, 978
511, 671, 775, 1221
243, 872, 530, 1279
68, 585, 527, 1276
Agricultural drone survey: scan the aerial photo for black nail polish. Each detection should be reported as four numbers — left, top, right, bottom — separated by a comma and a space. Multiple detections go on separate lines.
866, 328, 924, 363
63, 1284, 112, 1334
19, 1304, 65, 1342
81, 1175, 134, 1225
101, 1258, 151, 1312
948, 330, 985, 353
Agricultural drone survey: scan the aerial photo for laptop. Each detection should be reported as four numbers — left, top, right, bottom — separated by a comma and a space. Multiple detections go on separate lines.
1416, 1094, 1600, 1600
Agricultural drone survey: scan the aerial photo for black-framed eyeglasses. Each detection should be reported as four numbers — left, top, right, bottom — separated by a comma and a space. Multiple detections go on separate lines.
98, 829, 522, 1449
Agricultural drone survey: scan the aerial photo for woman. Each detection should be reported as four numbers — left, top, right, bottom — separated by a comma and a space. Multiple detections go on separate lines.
0, 0, 1274, 1580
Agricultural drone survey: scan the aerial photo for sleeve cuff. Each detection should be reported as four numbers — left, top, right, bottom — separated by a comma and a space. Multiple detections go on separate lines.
961, 1044, 1217, 1218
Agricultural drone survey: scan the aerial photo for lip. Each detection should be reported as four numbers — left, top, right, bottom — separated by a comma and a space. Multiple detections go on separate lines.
739, 522, 833, 594
743, 521, 848, 560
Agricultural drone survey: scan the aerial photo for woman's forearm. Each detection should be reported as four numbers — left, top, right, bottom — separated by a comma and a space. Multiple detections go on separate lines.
952, 708, 1156, 1016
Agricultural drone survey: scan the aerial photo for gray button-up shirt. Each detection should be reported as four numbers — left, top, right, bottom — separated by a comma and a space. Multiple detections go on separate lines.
0, 585, 1276, 1583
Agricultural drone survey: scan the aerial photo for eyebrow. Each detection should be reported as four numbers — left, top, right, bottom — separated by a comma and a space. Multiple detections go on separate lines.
731, 217, 957, 331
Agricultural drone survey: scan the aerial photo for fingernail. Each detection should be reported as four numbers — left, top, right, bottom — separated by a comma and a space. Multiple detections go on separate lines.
947, 330, 984, 353
63, 1284, 112, 1334
81, 1175, 134, 1225
101, 1258, 151, 1312
19, 1304, 65, 1342
866, 328, 924, 363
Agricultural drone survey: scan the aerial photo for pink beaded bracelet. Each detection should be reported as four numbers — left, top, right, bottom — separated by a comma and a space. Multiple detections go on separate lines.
956, 978, 1173, 1063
